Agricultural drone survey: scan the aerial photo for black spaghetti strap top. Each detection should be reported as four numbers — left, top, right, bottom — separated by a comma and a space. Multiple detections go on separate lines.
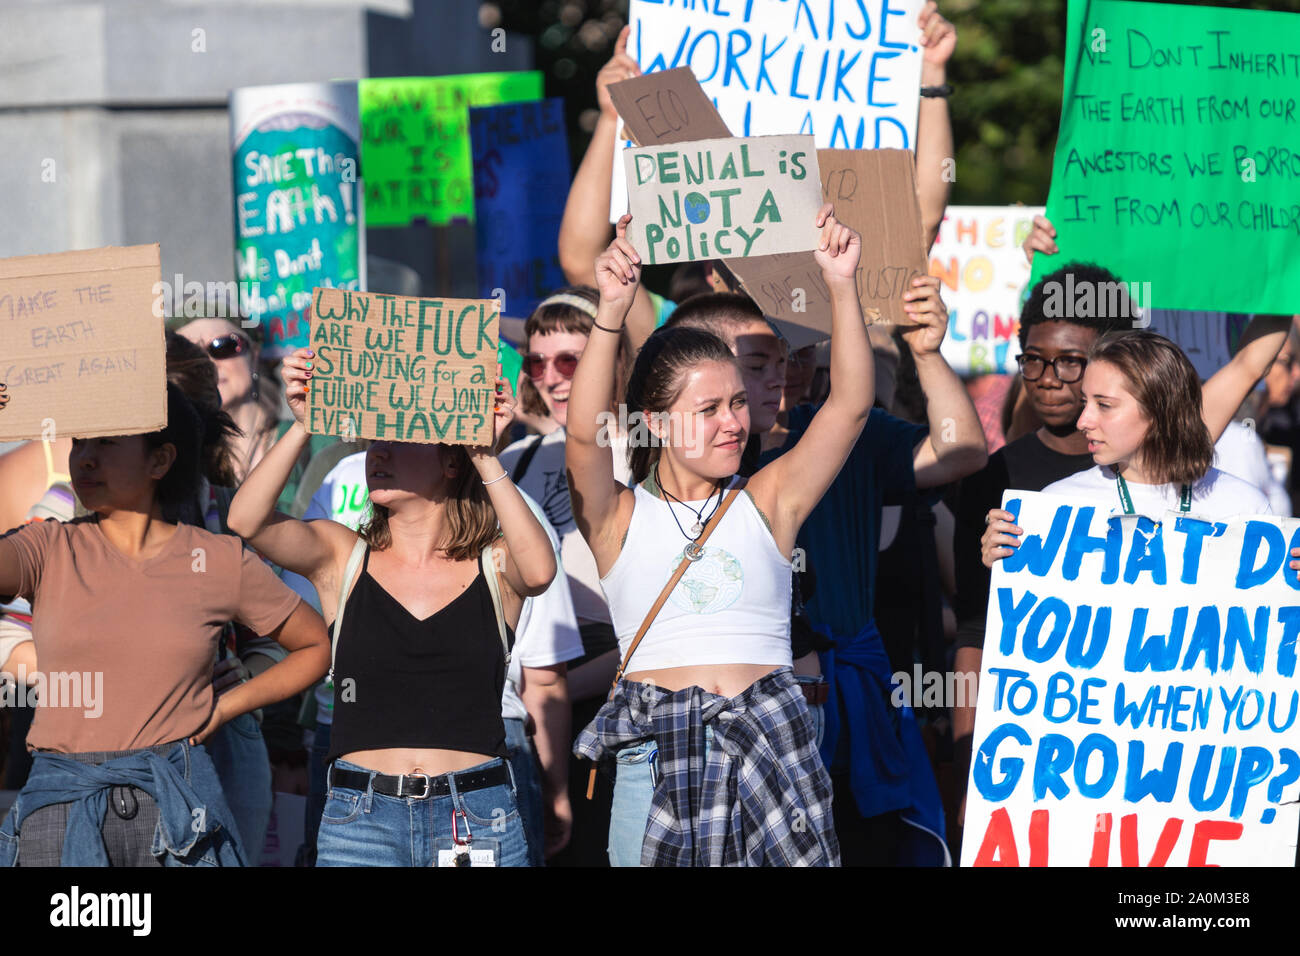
327, 548, 515, 762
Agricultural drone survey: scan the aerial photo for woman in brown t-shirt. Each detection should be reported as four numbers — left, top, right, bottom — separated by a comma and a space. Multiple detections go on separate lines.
0, 384, 329, 866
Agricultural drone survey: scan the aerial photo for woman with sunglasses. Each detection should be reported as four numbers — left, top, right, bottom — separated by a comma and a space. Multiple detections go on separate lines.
227, 355, 556, 866
498, 286, 632, 866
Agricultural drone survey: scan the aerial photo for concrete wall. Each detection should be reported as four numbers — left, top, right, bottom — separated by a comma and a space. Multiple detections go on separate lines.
0, 0, 534, 298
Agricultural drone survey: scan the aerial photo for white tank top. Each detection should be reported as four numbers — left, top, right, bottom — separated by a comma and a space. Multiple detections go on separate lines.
600, 475, 793, 671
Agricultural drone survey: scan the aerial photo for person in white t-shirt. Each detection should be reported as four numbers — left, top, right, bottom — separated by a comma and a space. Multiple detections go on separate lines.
982, 331, 1272, 568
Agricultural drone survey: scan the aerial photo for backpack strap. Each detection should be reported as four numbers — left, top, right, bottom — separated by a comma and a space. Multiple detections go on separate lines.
327, 538, 368, 683
481, 542, 512, 665
510, 434, 545, 484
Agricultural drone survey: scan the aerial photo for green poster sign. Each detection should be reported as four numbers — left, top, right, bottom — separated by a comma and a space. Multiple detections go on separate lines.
1032, 0, 1300, 314
360, 72, 543, 227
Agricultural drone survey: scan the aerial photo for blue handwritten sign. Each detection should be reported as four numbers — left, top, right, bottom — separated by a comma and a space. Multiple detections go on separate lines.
964, 490, 1300, 867
470, 98, 570, 320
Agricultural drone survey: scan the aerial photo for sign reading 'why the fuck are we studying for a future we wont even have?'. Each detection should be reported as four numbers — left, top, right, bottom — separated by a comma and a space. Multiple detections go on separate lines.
307, 288, 500, 446
624, 134, 824, 265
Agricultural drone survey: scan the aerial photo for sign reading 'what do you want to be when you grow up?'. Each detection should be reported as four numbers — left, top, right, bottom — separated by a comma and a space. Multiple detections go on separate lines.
307, 288, 500, 446
624, 135, 824, 264
0, 244, 165, 441
229, 82, 365, 358
613, 0, 924, 220
964, 491, 1300, 868
1033, 0, 1300, 314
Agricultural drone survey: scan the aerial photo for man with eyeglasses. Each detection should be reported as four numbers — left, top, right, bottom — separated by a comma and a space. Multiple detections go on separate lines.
948, 259, 1290, 854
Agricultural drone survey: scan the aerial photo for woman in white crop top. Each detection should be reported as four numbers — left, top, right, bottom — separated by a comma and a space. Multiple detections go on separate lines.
565, 208, 875, 866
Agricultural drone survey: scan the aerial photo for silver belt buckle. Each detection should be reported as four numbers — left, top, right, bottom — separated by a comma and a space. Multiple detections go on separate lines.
401, 772, 432, 799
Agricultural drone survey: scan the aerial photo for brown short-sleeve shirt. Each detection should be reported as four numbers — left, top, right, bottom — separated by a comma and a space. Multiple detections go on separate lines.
6, 517, 301, 753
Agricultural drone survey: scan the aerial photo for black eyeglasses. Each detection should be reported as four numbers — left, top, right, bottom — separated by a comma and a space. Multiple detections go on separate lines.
207, 333, 251, 360
1017, 353, 1087, 383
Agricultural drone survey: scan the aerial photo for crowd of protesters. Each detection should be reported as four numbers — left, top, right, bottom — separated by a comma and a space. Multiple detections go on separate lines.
0, 2, 1296, 867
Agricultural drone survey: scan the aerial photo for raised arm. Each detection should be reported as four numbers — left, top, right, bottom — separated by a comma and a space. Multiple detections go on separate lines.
915, 2, 957, 251
475, 379, 556, 599
750, 205, 873, 552
1201, 314, 1293, 443
226, 348, 355, 588
565, 216, 640, 572
906, 276, 989, 487
556, 26, 658, 350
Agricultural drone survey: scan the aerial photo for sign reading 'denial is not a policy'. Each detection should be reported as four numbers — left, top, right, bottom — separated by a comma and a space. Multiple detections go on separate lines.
1033, 0, 1300, 314
964, 490, 1300, 867
623, 135, 823, 265
307, 288, 499, 446
0, 244, 165, 441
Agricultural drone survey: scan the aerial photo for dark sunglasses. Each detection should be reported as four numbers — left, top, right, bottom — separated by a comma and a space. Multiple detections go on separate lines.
1017, 353, 1087, 383
524, 351, 581, 380
207, 333, 251, 360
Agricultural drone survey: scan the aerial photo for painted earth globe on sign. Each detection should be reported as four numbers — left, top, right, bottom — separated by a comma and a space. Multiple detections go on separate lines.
684, 191, 711, 224
668, 546, 744, 615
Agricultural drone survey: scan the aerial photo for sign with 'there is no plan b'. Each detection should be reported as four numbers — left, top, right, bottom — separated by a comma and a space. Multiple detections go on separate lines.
624, 134, 824, 265
307, 287, 500, 446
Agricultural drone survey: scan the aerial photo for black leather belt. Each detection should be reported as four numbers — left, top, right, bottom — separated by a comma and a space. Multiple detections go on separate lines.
329, 761, 510, 800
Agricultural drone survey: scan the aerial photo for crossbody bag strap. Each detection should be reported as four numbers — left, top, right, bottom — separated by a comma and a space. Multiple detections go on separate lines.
481, 541, 512, 665
510, 434, 545, 484
328, 538, 368, 683
585, 477, 747, 799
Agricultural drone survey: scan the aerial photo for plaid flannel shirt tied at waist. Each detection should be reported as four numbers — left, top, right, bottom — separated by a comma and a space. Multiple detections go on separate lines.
575, 666, 840, 867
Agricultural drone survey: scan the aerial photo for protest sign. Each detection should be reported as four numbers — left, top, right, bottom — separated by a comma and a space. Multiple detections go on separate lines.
230, 82, 365, 358
306, 288, 500, 446
930, 206, 1042, 375
360, 72, 543, 227
0, 244, 165, 441
470, 98, 570, 319
725, 148, 927, 336
963, 490, 1300, 867
1144, 311, 1253, 382
608, 66, 731, 146
612, 0, 925, 221
1031, 0, 1300, 314
624, 135, 822, 265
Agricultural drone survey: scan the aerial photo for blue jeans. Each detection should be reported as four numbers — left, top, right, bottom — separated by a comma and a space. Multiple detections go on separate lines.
206, 712, 272, 863
504, 717, 545, 867
316, 757, 531, 867
605, 700, 826, 867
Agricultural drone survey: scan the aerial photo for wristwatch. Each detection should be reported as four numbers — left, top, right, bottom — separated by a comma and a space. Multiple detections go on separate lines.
920, 84, 953, 98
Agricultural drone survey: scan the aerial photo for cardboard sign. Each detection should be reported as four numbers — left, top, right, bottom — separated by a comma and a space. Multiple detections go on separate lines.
0, 244, 165, 441
1032, 0, 1300, 313
964, 490, 1300, 867
229, 82, 366, 358
624, 135, 822, 265
360, 73, 543, 227
930, 206, 1043, 375
612, 0, 925, 221
470, 98, 570, 319
608, 66, 731, 146
307, 288, 499, 446
724, 149, 927, 336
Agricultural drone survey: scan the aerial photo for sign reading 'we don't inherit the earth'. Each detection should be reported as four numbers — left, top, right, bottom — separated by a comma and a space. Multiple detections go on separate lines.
307, 288, 499, 446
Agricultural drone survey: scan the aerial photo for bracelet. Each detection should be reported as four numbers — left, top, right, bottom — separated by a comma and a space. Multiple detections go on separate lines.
920, 84, 952, 98
591, 320, 624, 334
482, 471, 510, 486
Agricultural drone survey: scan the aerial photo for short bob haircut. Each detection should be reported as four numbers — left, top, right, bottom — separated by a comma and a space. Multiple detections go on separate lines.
1088, 331, 1214, 487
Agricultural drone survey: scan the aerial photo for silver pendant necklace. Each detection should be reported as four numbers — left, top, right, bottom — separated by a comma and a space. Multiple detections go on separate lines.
656, 465, 723, 561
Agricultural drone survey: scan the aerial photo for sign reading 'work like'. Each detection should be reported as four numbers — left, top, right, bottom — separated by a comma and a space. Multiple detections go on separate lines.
964, 491, 1300, 868
1034, 0, 1300, 313
624, 135, 823, 264
307, 288, 499, 446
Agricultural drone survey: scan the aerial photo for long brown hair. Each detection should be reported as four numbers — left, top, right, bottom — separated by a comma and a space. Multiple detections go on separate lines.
355, 443, 498, 561
624, 326, 738, 484
1089, 331, 1214, 486
165, 332, 240, 488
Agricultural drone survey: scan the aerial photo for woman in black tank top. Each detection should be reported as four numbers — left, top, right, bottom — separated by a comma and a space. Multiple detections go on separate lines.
228, 354, 556, 867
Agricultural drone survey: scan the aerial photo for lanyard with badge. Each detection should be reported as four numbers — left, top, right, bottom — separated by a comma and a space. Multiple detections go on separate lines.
1115, 473, 1191, 516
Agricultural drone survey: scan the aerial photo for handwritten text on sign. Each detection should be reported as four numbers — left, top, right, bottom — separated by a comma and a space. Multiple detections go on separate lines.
1033, 0, 1300, 313
624, 135, 823, 264
307, 288, 499, 446
963, 491, 1300, 867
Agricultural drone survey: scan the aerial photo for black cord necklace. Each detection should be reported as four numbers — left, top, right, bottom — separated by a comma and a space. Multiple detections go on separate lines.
656, 464, 723, 558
